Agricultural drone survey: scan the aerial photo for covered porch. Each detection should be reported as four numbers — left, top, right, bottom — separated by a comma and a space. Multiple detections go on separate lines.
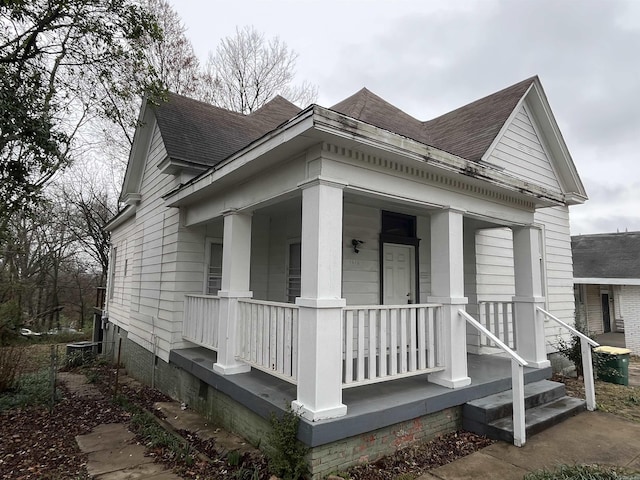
172, 164, 551, 423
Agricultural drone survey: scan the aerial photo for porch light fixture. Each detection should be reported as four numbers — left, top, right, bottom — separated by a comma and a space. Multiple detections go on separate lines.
352, 239, 364, 253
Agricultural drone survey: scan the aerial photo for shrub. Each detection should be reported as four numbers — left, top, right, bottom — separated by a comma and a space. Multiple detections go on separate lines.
556, 318, 598, 377
0, 345, 23, 392
266, 408, 309, 480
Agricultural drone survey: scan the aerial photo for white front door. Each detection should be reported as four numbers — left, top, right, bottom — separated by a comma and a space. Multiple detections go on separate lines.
383, 243, 415, 305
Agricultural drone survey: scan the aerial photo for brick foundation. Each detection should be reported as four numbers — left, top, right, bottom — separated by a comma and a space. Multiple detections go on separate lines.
103, 324, 462, 478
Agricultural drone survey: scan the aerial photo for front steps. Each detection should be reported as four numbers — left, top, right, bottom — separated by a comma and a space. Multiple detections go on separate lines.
462, 379, 586, 443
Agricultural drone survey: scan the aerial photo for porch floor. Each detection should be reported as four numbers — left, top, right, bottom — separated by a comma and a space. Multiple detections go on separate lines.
169, 348, 552, 447
594, 332, 626, 348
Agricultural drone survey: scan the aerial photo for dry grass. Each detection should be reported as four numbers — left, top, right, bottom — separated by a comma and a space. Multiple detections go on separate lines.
557, 355, 640, 424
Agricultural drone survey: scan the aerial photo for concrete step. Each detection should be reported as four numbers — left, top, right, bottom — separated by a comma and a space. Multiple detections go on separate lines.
462, 379, 587, 444
463, 379, 566, 425
487, 396, 586, 443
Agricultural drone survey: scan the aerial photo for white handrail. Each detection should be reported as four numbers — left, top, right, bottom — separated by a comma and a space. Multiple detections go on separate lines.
537, 307, 598, 412
536, 307, 599, 347
460, 309, 527, 447
460, 310, 527, 366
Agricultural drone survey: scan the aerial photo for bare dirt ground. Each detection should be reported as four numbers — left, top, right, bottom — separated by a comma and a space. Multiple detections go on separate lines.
1, 347, 638, 479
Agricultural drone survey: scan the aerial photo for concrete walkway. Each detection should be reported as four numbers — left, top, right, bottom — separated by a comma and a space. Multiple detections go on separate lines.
76, 423, 180, 479
60, 372, 182, 479
418, 411, 640, 480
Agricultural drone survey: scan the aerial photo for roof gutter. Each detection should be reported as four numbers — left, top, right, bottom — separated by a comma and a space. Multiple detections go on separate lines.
104, 204, 136, 232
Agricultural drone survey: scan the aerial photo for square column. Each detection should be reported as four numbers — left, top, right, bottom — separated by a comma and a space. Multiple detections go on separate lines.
512, 226, 550, 368
292, 177, 347, 421
428, 208, 471, 388
213, 210, 252, 375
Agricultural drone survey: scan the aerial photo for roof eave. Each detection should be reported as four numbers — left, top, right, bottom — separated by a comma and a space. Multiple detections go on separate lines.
164, 106, 317, 206
574, 277, 640, 286
104, 204, 136, 232
314, 106, 566, 207
164, 105, 567, 209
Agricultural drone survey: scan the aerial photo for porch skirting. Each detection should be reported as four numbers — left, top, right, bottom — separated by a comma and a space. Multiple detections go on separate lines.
103, 324, 551, 478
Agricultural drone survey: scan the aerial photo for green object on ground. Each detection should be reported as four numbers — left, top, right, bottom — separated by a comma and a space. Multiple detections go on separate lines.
595, 346, 631, 386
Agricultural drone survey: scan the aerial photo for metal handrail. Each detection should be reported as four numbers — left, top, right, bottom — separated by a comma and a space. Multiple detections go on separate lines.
460, 310, 527, 366
537, 307, 598, 411
460, 309, 528, 447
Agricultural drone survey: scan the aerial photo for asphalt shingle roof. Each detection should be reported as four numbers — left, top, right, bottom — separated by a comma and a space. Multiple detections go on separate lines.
151, 77, 538, 168
422, 76, 536, 161
153, 93, 301, 168
572, 232, 640, 279
329, 77, 536, 161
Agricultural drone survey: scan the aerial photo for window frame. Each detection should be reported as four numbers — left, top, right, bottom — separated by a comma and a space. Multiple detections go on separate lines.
109, 246, 117, 300
204, 237, 223, 296
285, 238, 302, 303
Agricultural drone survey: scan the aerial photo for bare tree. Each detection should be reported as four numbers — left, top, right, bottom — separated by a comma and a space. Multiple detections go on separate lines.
201, 26, 317, 113
143, 0, 202, 97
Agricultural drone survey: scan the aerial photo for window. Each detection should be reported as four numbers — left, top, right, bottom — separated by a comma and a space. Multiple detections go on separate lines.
286, 241, 301, 303
381, 210, 416, 238
205, 241, 223, 295
109, 246, 117, 299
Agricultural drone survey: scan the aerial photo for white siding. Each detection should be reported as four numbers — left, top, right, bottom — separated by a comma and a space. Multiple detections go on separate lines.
583, 284, 604, 334
622, 286, 640, 355
343, 203, 381, 305
266, 207, 302, 303
475, 227, 515, 301
486, 104, 562, 193
473, 206, 576, 351
106, 122, 198, 361
417, 216, 432, 302
535, 206, 576, 349
107, 216, 136, 329
250, 214, 271, 301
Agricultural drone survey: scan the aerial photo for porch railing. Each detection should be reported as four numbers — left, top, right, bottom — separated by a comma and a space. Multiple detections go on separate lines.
237, 299, 299, 384
537, 307, 599, 411
183, 294, 220, 350
342, 304, 444, 388
461, 309, 528, 447
478, 301, 515, 349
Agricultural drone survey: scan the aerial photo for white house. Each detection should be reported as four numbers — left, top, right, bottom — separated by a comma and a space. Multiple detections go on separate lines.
573, 232, 640, 355
104, 76, 590, 476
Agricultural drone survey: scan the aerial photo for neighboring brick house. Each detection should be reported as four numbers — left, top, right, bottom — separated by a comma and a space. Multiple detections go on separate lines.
572, 232, 640, 355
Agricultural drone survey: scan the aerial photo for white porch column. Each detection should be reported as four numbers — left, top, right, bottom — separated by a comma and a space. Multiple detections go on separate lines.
428, 208, 471, 388
512, 225, 550, 368
213, 210, 252, 375
292, 177, 347, 421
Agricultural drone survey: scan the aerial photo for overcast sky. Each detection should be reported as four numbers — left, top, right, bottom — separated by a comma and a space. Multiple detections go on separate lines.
171, 0, 639, 235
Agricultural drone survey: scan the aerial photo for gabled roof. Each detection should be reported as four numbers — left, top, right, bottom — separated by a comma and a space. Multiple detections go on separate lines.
329, 79, 537, 162
572, 232, 640, 280
330, 88, 426, 144
423, 77, 536, 161
122, 76, 587, 209
153, 93, 301, 168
